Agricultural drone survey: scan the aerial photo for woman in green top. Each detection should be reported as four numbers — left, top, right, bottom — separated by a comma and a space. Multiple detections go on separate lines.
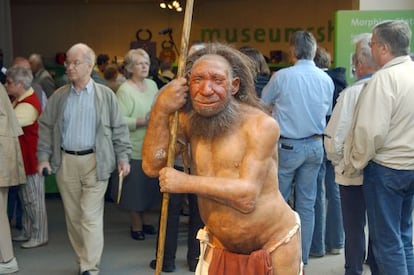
112, 48, 160, 240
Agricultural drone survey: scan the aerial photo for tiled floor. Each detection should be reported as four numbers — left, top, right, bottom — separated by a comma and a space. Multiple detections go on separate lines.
11, 196, 372, 275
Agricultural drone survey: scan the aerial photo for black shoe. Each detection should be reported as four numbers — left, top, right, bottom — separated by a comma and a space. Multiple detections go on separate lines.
143, 224, 157, 235
130, 228, 145, 240
80, 271, 91, 275
149, 259, 176, 272
188, 258, 199, 272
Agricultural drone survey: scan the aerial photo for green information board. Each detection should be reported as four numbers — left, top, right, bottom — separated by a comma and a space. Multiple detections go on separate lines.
335, 10, 414, 83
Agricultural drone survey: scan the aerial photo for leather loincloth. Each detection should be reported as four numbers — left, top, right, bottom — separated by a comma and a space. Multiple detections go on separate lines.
195, 212, 302, 275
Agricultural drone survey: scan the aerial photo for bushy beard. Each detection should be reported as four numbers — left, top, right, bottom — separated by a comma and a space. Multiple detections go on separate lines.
188, 98, 241, 140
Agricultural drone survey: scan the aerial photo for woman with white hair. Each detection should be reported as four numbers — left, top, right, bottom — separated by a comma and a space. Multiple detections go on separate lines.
112, 48, 160, 240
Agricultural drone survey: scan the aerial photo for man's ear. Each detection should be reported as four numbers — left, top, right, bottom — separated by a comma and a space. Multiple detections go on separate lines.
231, 77, 240, 95
379, 43, 390, 56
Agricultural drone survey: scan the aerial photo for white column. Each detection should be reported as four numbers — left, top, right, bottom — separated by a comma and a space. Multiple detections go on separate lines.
359, 0, 414, 10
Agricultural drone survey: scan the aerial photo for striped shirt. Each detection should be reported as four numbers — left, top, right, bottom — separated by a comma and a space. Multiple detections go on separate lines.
61, 79, 96, 150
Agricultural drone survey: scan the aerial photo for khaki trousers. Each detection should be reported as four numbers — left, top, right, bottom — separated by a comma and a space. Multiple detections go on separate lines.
0, 187, 14, 263
56, 152, 107, 275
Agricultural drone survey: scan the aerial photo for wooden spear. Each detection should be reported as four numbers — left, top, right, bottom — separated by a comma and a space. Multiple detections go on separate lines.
155, 0, 195, 274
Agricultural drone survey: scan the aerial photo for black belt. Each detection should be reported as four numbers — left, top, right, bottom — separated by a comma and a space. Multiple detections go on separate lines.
280, 134, 322, 140
62, 148, 95, 156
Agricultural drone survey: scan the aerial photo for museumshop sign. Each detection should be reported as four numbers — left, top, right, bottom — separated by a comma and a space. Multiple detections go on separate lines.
199, 20, 334, 44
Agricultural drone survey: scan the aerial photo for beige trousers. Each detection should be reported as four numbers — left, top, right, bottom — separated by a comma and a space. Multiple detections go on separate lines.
0, 187, 14, 263
56, 152, 108, 275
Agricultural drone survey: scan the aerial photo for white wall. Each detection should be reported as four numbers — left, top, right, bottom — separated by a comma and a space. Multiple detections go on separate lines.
360, 0, 414, 10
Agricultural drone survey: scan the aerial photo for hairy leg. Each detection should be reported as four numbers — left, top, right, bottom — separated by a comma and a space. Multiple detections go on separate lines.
271, 231, 302, 275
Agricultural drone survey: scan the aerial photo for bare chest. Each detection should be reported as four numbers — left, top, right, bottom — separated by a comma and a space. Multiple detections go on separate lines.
190, 135, 246, 176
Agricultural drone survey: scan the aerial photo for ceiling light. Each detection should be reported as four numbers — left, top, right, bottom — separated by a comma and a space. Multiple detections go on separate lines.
159, 1, 183, 12
172, 1, 180, 8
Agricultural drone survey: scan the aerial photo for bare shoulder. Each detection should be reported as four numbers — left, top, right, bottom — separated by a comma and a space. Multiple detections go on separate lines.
242, 105, 279, 141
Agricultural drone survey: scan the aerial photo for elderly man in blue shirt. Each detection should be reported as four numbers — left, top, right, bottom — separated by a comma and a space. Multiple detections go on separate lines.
261, 30, 334, 266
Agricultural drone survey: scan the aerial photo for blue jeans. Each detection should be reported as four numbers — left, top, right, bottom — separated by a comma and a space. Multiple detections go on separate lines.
325, 161, 344, 251
278, 137, 324, 265
311, 158, 344, 256
363, 161, 414, 275
310, 159, 326, 256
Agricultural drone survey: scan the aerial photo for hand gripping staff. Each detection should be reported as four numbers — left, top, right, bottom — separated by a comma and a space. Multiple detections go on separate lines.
155, 0, 195, 274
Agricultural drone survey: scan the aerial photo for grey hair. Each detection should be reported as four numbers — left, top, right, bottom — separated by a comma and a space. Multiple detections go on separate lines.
289, 31, 317, 60
7, 65, 33, 89
123, 48, 150, 79
373, 20, 411, 57
67, 43, 96, 67
352, 33, 378, 70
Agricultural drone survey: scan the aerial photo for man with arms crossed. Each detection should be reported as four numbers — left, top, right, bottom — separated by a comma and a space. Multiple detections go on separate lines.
142, 43, 302, 275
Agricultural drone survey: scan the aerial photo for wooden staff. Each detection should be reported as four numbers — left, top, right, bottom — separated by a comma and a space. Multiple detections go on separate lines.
155, 0, 195, 274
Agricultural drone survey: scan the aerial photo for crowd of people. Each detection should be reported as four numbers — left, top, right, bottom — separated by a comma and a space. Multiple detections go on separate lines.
0, 19, 413, 275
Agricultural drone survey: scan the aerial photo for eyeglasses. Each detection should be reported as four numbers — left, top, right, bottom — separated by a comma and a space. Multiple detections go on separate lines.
64, 60, 84, 68
351, 66, 356, 76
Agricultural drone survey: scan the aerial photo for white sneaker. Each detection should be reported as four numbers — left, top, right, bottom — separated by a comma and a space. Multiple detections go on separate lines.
0, 257, 18, 274
12, 232, 29, 242
21, 239, 48, 249
329, 248, 343, 255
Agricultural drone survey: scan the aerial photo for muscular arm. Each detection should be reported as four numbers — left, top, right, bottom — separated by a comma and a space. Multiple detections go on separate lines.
142, 78, 189, 177
142, 101, 174, 176
159, 113, 280, 214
